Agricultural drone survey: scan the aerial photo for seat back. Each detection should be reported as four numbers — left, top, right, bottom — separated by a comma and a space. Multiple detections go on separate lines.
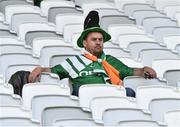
79, 84, 126, 111
103, 108, 152, 126
123, 76, 167, 92
31, 95, 79, 121
100, 15, 135, 31
22, 83, 71, 110
136, 85, 180, 110
149, 98, 180, 122
42, 106, 92, 126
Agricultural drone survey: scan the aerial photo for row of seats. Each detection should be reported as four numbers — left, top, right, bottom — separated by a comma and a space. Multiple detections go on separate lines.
1, 82, 180, 126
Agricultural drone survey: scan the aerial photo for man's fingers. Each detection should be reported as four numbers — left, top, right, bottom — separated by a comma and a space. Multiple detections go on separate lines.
28, 73, 39, 83
28, 66, 43, 83
28, 74, 34, 83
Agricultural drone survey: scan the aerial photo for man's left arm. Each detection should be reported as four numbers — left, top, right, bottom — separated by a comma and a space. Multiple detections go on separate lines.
133, 67, 157, 79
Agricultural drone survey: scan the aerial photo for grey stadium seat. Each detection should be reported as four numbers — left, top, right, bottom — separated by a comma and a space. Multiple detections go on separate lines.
48, 6, 82, 24
100, 15, 135, 31
41, 106, 92, 126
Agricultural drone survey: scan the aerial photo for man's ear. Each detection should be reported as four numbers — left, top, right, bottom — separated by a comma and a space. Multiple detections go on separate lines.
83, 40, 86, 48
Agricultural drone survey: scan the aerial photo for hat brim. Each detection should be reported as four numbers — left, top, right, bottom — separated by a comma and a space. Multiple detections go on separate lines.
77, 27, 111, 48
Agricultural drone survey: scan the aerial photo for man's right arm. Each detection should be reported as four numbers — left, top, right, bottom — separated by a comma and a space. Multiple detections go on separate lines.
28, 66, 51, 83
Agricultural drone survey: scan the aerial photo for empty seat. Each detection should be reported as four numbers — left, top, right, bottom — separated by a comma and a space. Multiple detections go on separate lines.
41, 106, 92, 126
153, 26, 180, 43
82, 2, 115, 17
128, 41, 166, 59
0, 0, 28, 14
79, 84, 126, 111
11, 13, 47, 33
152, 59, 180, 78
32, 37, 67, 57
136, 85, 180, 110
17, 22, 55, 41
90, 96, 137, 123
124, 3, 155, 18
95, 8, 124, 19
25, 31, 60, 46
154, 0, 180, 12
133, 10, 166, 26
138, 49, 179, 66
114, 0, 147, 12
163, 35, 180, 50
4, 4, 40, 25
108, 24, 145, 42
103, 108, 152, 126
164, 69, 180, 86
149, 98, 180, 122
55, 13, 84, 35
142, 17, 177, 34
100, 15, 135, 31
48, 6, 82, 24
31, 94, 79, 121
22, 83, 71, 110
117, 34, 155, 49
40, 0, 75, 17
123, 76, 167, 92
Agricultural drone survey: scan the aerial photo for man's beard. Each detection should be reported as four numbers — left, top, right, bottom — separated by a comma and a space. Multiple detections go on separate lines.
93, 50, 103, 58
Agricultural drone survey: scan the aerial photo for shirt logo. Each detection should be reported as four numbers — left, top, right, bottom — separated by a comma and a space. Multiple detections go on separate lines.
79, 71, 93, 77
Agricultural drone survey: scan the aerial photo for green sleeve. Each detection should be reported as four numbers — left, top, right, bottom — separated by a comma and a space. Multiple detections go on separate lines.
50, 64, 69, 79
106, 55, 134, 79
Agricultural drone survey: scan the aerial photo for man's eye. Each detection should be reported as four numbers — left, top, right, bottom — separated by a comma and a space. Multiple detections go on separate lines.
92, 38, 97, 41
99, 38, 103, 41
91, 38, 103, 41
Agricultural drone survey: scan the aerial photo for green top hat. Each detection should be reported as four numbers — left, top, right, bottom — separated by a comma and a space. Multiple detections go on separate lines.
77, 11, 111, 48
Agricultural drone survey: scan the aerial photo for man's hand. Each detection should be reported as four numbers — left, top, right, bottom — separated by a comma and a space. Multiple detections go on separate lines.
133, 66, 157, 79
28, 66, 42, 83
143, 66, 157, 79
28, 67, 51, 83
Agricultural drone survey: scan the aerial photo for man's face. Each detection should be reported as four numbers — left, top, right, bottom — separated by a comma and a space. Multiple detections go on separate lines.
83, 32, 104, 57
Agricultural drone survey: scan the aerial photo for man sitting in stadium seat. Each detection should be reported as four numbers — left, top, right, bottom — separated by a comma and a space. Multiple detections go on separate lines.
9, 11, 156, 97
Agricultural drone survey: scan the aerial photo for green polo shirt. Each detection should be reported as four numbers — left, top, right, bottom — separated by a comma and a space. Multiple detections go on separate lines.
51, 54, 134, 95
